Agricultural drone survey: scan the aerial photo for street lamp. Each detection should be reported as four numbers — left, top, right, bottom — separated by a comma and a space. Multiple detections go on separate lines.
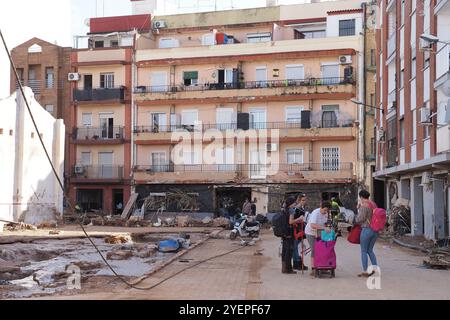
351, 99, 384, 114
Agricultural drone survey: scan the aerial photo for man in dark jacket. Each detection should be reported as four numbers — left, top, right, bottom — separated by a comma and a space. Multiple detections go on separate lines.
281, 197, 297, 274
292, 194, 309, 271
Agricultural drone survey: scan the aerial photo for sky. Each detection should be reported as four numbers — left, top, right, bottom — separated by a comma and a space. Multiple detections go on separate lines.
0, 0, 320, 99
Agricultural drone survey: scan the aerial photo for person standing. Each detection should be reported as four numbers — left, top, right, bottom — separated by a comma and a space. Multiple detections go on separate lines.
281, 197, 297, 274
304, 201, 332, 276
355, 205, 379, 277
250, 198, 257, 216
292, 194, 309, 271
242, 198, 252, 216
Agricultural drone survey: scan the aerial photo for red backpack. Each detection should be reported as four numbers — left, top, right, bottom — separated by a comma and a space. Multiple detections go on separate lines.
370, 208, 387, 232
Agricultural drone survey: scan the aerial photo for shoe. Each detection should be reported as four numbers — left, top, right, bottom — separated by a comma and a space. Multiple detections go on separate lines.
309, 268, 315, 277
300, 264, 309, 271
293, 261, 301, 270
358, 271, 375, 278
282, 262, 288, 274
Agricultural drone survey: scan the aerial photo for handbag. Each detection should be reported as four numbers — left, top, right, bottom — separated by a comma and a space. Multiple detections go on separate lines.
347, 224, 362, 244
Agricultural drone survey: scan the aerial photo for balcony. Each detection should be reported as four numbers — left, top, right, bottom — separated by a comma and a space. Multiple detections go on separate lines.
72, 165, 124, 182
73, 126, 125, 144
28, 80, 41, 95
134, 119, 356, 143
134, 77, 355, 103
73, 87, 126, 103
133, 163, 354, 184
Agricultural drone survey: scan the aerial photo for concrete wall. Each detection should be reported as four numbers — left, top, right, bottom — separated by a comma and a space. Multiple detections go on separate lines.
0, 88, 65, 227
77, 105, 126, 127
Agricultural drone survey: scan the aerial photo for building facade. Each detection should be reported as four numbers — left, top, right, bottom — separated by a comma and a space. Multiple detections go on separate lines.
132, 0, 367, 214
68, 14, 151, 214
375, 0, 450, 240
0, 88, 65, 230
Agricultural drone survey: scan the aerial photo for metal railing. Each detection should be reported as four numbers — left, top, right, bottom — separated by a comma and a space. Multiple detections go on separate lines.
74, 126, 125, 140
134, 162, 353, 174
72, 165, 124, 179
134, 77, 354, 94
28, 80, 41, 95
73, 87, 126, 102
134, 120, 354, 133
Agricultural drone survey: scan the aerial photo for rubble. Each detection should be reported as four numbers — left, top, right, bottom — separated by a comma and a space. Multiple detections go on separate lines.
388, 198, 411, 236
106, 250, 133, 261
423, 255, 450, 270
212, 217, 232, 228
4, 222, 37, 232
104, 235, 130, 244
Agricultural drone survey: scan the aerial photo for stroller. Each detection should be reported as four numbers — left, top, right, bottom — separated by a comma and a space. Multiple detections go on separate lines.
313, 222, 338, 278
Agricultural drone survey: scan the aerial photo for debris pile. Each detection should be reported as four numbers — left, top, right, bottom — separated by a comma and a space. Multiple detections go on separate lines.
423, 254, 450, 270
388, 198, 411, 236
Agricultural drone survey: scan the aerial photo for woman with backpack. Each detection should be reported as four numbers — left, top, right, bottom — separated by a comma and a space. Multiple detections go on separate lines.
355, 205, 379, 278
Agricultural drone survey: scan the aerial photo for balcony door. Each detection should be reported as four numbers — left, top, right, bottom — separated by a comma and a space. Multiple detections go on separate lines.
84, 75, 93, 90
285, 106, 303, 127
321, 105, 339, 128
100, 113, 114, 139
321, 63, 340, 85
285, 65, 304, 81
98, 152, 114, 178
181, 109, 198, 131
151, 72, 167, 92
250, 149, 267, 179
151, 113, 167, 132
151, 152, 167, 172
100, 73, 114, 89
216, 108, 235, 131
255, 67, 267, 87
250, 108, 267, 130
216, 147, 234, 171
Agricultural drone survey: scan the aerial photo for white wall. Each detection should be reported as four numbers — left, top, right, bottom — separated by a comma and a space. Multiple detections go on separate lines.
0, 88, 65, 229
326, 13, 363, 38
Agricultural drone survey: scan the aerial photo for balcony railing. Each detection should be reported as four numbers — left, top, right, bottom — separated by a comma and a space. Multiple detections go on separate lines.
134, 77, 354, 94
72, 165, 124, 180
134, 163, 353, 174
73, 87, 126, 102
74, 126, 125, 141
28, 80, 41, 95
134, 119, 354, 134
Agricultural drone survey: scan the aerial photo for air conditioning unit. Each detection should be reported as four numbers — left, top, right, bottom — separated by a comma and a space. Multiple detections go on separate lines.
68, 73, 80, 81
267, 143, 278, 152
75, 165, 85, 174
377, 129, 386, 142
339, 55, 352, 65
153, 20, 166, 29
420, 106, 432, 124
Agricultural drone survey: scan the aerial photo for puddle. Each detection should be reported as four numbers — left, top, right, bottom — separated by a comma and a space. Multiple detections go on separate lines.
0, 233, 204, 299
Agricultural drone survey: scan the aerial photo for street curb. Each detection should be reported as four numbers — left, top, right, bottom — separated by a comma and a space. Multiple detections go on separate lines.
131, 229, 224, 286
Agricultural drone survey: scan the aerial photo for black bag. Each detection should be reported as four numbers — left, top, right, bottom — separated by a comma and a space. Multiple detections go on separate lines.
272, 211, 290, 238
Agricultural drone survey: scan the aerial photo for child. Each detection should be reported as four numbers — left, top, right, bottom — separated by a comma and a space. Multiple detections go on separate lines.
321, 221, 336, 242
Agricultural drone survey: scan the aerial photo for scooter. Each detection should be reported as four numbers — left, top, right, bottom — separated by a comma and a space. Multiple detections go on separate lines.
229, 214, 261, 240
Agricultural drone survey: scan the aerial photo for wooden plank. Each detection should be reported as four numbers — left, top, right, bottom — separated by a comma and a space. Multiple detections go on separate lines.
121, 193, 139, 219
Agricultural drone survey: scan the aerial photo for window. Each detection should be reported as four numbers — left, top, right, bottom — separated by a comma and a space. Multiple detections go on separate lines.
181, 110, 198, 131
250, 108, 267, 129
294, 30, 326, 39
255, 67, 267, 87
81, 152, 91, 166
285, 107, 303, 124
183, 71, 198, 86
246, 32, 271, 43
411, 57, 416, 79
151, 113, 167, 132
216, 108, 235, 130
321, 63, 340, 84
100, 73, 114, 89
94, 41, 104, 48
424, 51, 431, 69
45, 104, 54, 114
287, 149, 304, 165
159, 38, 180, 48
45, 67, 54, 88
82, 113, 92, 127
216, 147, 234, 171
322, 105, 339, 128
110, 40, 119, 47
339, 19, 356, 36
99, 113, 114, 139
321, 147, 340, 171
9, 130, 13, 136
151, 152, 167, 172
400, 68, 405, 88
28, 44, 42, 53
183, 151, 201, 165
285, 65, 304, 81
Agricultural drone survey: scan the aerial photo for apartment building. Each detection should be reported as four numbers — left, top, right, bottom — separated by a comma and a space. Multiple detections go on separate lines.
375, 0, 450, 240
132, 0, 366, 214
68, 14, 151, 214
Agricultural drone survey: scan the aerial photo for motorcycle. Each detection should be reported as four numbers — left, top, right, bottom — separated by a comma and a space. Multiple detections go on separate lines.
229, 214, 261, 240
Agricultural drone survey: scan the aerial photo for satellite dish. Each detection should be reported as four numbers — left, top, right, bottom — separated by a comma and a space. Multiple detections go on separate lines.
84, 18, 91, 27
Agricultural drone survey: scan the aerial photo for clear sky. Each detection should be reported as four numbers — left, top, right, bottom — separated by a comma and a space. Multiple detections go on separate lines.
0, 0, 318, 99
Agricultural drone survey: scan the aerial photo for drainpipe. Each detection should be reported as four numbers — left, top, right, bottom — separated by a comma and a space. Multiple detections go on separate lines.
131, 32, 137, 193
